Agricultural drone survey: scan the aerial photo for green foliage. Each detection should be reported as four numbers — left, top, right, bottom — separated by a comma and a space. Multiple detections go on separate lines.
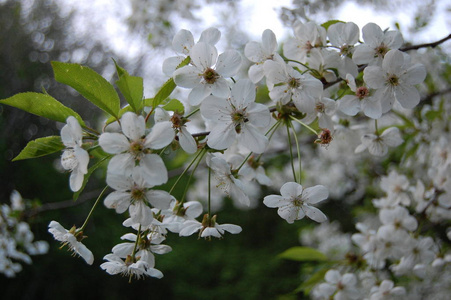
278, 246, 328, 262
52, 62, 121, 118
12, 136, 64, 161
162, 98, 184, 113
0, 92, 84, 125
295, 267, 328, 295
114, 60, 144, 113
321, 20, 345, 30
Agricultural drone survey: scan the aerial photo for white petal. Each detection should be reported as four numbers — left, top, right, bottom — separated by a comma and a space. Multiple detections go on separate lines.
130, 201, 153, 226
238, 124, 268, 154
302, 185, 328, 204
137, 154, 168, 186
99, 133, 130, 154
190, 42, 217, 69
339, 95, 360, 116
173, 65, 201, 88
188, 84, 212, 106
394, 84, 420, 109
162, 56, 185, 77
178, 127, 197, 154
304, 205, 327, 223
198, 27, 221, 45
121, 112, 146, 141
215, 50, 242, 77
207, 122, 236, 150
263, 195, 287, 208
104, 191, 131, 213
280, 182, 303, 198
172, 29, 194, 54
144, 121, 175, 149
145, 190, 172, 210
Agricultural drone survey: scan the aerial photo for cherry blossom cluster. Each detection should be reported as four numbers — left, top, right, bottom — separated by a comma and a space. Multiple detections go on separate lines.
0, 191, 48, 277
6, 18, 446, 286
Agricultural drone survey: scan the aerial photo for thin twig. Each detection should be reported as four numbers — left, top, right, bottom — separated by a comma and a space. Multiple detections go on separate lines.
400, 34, 451, 51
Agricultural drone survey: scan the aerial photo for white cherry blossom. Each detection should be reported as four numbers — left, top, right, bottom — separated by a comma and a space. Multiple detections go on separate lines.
100, 253, 163, 279
353, 22, 404, 66
173, 42, 242, 105
244, 29, 283, 83
99, 112, 175, 186
201, 79, 270, 153
355, 127, 403, 156
363, 49, 426, 113
48, 221, 94, 265
60, 116, 89, 192
263, 182, 328, 223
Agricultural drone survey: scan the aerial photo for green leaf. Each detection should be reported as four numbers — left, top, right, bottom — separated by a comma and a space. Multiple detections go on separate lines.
321, 20, 345, 30
73, 155, 110, 201
52, 61, 120, 118
152, 77, 176, 108
162, 98, 184, 113
13, 136, 64, 161
278, 247, 328, 262
116, 75, 144, 113
1, 92, 85, 125
114, 60, 144, 113
152, 56, 191, 108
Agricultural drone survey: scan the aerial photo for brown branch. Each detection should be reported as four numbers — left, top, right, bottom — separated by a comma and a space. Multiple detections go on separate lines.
421, 87, 451, 104
400, 34, 451, 51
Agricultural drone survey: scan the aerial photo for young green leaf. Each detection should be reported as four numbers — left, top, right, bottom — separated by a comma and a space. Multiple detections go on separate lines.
162, 99, 184, 113
0, 92, 84, 125
104, 105, 134, 127
52, 62, 121, 118
13, 136, 64, 161
152, 77, 176, 108
321, 20, 345, 30
278, 246, 328, 262
116, 75, 144, 113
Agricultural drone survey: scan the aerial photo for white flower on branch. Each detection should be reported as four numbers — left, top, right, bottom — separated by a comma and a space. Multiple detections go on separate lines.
263, 182, 328, 223
60, 116, 89, 192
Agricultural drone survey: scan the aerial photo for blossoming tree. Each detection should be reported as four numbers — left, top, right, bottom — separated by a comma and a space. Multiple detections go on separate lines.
1, 11, 450, 298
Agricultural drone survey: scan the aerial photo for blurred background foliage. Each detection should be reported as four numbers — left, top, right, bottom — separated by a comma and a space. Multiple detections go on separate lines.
0, 0, 448, 299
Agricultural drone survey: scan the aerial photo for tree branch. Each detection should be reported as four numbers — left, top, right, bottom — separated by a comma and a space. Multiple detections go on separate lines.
400, 34, 451, 51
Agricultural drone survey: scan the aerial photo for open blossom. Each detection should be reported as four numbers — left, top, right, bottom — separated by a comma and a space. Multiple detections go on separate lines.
104, 169, 174, 227
263, 182, 328, 223
327, 22, 360, 78
154, 107, 197, 154
363, 49, 426, 113
314, 269, 360, 300
207, 155, 250, 206
369, 280, 406, 300
244, 29, 283, 83
338, 74, 382, 119
201, 79, 270, 153
99, 112, 175, 186
355, 127, 403, 156
100, 254, 163, 279
179, 214, 242, 239
162, 27, 221, 77
173, 42, 242, 105
303, 96, 337, 131
112, 233, 172, 267
48, 221, 93, 265
60, 116, 89, 192
353, 22, 404, 66
283, 21, 327, 63
264, 60, 323, 113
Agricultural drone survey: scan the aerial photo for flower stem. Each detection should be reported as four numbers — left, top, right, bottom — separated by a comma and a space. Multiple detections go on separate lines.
289, 121, 302, 184
289, 115, 318, 135
286, 122, 297, 183
208, 166, 212, 217
129, 224, 142, 283
185, 108, 200, 119
169, 148, 206, 195
79, 185, 109, 232
179, 148, 207, 204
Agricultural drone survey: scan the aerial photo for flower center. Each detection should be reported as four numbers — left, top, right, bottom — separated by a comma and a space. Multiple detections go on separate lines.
129, 140, 146, 158
340, 44, 353, 57
356, 86, 370, 100
203, 67, 219, 84
130, 186, 145, 202
315, 102, 325, 113
375, 44, 389, 58
288, 77, 301, 89
232, 110, 249, 134
293, 196, 304, 207
61, 149, 78, 171
387, 75, 399, 86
